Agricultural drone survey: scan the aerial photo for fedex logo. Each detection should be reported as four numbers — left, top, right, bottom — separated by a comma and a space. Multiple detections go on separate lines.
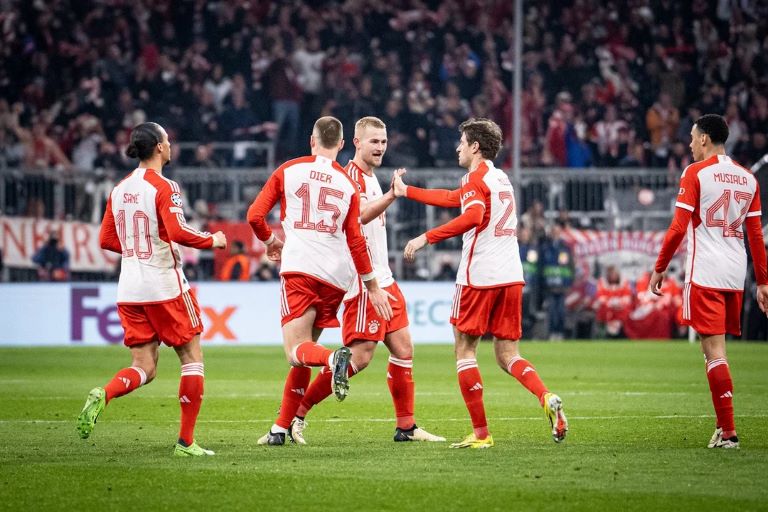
461, 190, 476, 202
71, 288, 123, 343
71, 287, 238, 344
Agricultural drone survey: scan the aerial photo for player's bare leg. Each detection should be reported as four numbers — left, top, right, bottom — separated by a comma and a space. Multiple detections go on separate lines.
385, 328, 445, 442
77, 341, 158, 440
495, 338, 567, 442
172, 335, 213, 456
290, 340, 373, 444
700, 334, 738, 448
450, 328, 493, 448
261, 309, 351, 446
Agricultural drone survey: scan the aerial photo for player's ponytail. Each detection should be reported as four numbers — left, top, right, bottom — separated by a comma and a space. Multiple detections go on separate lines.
125, 122, 164, 160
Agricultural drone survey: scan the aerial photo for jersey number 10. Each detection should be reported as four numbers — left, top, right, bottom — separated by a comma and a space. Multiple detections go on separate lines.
116, 209, 153, 259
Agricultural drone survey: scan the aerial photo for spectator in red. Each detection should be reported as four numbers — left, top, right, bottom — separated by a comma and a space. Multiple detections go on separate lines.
595, 265, 634, 338
545, 92, 573, 167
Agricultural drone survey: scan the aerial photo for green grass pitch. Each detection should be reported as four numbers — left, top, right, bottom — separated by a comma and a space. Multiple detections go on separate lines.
1, 341, 767, 511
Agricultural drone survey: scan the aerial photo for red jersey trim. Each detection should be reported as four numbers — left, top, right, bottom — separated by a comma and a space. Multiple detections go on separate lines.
462, 281, 526, 290
688, 281, 744, 293
117, 294, 181, 306
279, 271, 347, 293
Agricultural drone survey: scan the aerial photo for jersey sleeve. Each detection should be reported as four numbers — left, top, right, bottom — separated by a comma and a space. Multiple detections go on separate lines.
674, 165, 700, 212
343, 190, 374, 276
424, 175, 487, 244
459, 174, 488, 214
654, 206, 692, 272
747, 181, 762, 218
98, 195, 122, 254
405, 186, 461, 207
247, 168, 284, 242
745, 215, 768, 285
156, 181, 214, 249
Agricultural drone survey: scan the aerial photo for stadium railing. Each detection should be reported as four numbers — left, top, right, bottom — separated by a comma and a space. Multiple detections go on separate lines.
0, 165, 678, 278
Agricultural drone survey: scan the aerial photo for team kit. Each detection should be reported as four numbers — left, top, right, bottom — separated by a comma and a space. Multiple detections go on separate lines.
76, 113, 767, 454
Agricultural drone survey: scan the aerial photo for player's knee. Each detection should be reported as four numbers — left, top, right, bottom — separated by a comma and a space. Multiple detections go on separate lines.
351, 352, 372, 371
389, 343, 413, 361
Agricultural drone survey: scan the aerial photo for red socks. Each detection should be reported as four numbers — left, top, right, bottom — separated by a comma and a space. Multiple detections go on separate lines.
178, 363, 205, 446
388, 356, 415, 429
292, 341, 334, 367
104, 366, 147, 403
276, 366, 312, 429
507, 356, 549, 405
456, 359, 489, 439
296, 363, 358, 418
706, 358, 736, 437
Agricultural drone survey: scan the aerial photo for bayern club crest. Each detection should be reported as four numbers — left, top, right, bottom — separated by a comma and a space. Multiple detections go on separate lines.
171, 192, 183, 207
368, 320, 380, 334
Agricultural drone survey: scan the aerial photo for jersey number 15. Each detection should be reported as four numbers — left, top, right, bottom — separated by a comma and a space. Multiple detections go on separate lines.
293, 183, 344, 234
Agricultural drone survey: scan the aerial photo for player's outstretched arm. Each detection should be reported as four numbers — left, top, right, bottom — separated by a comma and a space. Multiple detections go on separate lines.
98, 197, 122, 254
358, 168, 406, 225
393, 171, 460, 207
403, 205, 484, 262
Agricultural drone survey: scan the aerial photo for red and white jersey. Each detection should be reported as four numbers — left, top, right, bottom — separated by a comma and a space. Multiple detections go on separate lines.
344, 161, 394, 299
677, 154, 761, 290
247, 155, 373, 292
99, 168, 213, 304
456, 160, 524, 287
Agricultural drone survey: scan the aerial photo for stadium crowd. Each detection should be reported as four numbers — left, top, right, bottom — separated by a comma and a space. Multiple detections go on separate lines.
0, 0, 767, 172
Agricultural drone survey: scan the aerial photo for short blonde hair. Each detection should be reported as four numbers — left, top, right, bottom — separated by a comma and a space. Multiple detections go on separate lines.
354, 116, 386, 138
313, 116, 343, 148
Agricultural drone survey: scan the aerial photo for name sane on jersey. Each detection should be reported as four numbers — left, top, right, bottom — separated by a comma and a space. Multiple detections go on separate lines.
123, 193, 140, 204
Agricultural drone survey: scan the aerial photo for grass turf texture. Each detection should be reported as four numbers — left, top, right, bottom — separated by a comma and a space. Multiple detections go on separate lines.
1, 342, 767, 511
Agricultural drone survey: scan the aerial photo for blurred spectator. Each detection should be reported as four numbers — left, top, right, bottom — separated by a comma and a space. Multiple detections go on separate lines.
32, 231, 70, 281
595, 265, 634, 338
434, 254, 457, 281
540, 224, 575, 340
520, 200, 547, 244
545, 92, 574, 166
645, 92, 680, 165
266, 42, 301, 159
517, 225, 540, 337
253, 256, 278, 281
219, 240, 251, 281
667, 141, 692, 172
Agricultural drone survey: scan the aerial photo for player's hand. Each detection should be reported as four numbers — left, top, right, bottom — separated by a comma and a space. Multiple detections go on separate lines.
212, 231, 227, 249
403, 233, 428, 263
648, 270, 665, 296
392, 168, 408, 198
757, 284, 768, 314
367, 286, 395, 321
265, 237, 284, 261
